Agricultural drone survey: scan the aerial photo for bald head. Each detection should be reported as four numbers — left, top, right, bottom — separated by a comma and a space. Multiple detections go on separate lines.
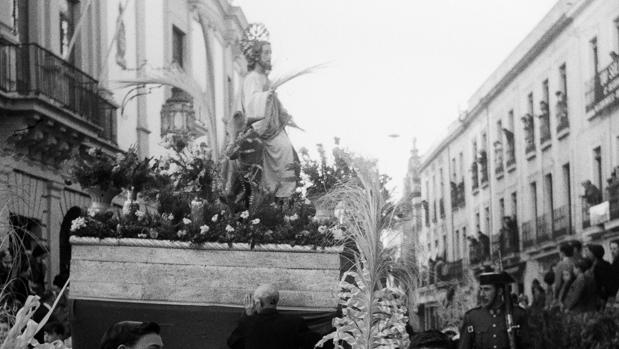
253, 284, 279, 311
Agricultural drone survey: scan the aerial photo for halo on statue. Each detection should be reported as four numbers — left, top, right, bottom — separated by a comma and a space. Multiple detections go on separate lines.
240, 23, 270, 60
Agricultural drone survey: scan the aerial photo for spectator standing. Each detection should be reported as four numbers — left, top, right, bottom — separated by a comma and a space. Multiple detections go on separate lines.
543, 269, 555, 310
569, 240, 584, 264
608, 239, 619, 303
563, 258, 598, 313
554, 243, 576, 299
585, 244, 613, 308
227, 284, 316, 349
530, 279, 546, 312
557, 269, 574, 310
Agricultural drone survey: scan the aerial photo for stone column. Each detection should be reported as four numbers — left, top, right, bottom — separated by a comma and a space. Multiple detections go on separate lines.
45, 180, 65, 286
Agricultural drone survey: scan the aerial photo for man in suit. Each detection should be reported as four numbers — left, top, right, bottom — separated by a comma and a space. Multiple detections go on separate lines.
227, 284, 315, 349
563, 258, 597, 313
458, 271, 531, 349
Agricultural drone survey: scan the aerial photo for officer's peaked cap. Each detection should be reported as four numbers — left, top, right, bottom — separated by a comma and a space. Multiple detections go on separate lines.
479, 271, 514, 285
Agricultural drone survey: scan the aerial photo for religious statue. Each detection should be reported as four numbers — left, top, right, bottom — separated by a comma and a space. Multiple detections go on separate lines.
538, 100, 550, 141
493, 141, 503, 173
555, 91, 569, 130
521, 113, 535, 151
225, 24, 300, 201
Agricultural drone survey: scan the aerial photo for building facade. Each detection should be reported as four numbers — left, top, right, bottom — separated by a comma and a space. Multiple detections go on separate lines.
0, 0, 248, 289
409, 0, 619, 330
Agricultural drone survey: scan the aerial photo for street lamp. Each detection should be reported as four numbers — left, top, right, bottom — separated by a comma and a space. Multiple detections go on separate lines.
160, 87, 196, 137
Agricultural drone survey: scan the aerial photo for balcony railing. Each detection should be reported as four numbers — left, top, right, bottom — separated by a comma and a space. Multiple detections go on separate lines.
499, 217, 519, 255
522, 220, 535, 249
536, 214, 552, 243
0, 42, 117, 143
552, 205, 570, 238
585, 57, 619, 114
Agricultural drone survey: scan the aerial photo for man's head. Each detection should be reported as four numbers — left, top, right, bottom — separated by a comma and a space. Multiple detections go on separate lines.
585, 244, 604, 260
246, 41, 272, 72
569, 240, 583, 256
100, 321, 162, 349
610, 239, 619, 260
478, 271, 512, 308
574, 258, 593, 275
253, 283, 279, 313
43, 322, 65, 343
559, 242, 574, 258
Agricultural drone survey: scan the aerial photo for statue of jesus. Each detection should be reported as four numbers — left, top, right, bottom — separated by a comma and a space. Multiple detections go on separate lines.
234, 24, 298, 198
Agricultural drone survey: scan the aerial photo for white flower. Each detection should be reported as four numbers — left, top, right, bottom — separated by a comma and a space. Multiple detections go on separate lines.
191, 199, 203, 208
221, 210, 226, 215
251, 218, 260, 225
332, 228, 345, 241
225, 224, 235, 232
200, 225, 210, 234
70, 217, 86, 232
318, 225, 328, 234
240, 210, 249, 219
177, 230, 187, 238
289, 213, 299, 222
304, 198, 311, 205
87, 147, 97, 156
135, 210, 146, 220
112, 164, 121, 173
168, 213, 174, 221
183, 218, 192, 225
87, 207, 97, 217
149, 229, 159, 239
284, 215, 290, 222
122, 200, 132, 216
211, 214, 219, 222
137, 233, 147, 238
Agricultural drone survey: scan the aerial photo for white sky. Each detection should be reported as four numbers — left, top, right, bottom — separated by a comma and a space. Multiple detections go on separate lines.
235, 0, 558, 197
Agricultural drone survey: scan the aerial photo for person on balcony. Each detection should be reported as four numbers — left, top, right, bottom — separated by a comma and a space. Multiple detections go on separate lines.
553, 243, 575, 299
581, 180, 603, 206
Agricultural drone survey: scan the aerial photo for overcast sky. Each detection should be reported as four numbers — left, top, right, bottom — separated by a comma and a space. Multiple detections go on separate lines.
235, 0, 558, 197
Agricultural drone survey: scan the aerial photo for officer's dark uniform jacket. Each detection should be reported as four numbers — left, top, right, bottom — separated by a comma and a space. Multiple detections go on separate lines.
458, 303, 531, 349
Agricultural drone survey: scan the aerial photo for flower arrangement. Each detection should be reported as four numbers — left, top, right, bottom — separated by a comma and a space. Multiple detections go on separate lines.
70, 147, 127, 191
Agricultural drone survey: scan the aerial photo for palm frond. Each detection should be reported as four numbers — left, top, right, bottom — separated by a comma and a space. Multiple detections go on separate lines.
270, 63, 328, 90
316, 159, 414, 349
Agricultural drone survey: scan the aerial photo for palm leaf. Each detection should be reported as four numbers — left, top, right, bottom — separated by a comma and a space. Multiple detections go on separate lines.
316, 159, 414, 349
270, 63, 328, 90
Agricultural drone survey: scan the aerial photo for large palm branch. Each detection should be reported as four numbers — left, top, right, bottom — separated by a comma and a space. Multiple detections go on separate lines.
316, 159, 414, 349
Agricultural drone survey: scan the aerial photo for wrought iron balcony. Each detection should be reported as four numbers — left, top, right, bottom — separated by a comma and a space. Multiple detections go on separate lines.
536, 213, 552, 243
522, 220, 535, 249
499, 217, 519, 255
585, 57, 619, 115
0, 42, 117, 143
552, 205, 570, 238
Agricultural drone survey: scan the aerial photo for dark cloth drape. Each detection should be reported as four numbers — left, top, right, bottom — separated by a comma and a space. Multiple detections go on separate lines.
71, 299, 337, 349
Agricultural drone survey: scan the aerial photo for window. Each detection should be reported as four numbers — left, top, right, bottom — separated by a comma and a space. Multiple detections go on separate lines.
499, 198, 505, 221
482, 132, 487, 150
485, 206, 490, 236
475, 212, 481, 232
452, 158, 457, 181
172, 26, 185, 68
594, 147, 602, 192
531, 182, 538, 220
459, 152, 464, 181
545, 174, 554, 217
563, 163, 572, 229
508, 110, 515, 130
543, 80, 550, 106
455, 230, 460, 260
439, 168, 444, 198
59, 0, 76, 58
591, 37, 599, 75
559, 64, 567, 98
511, 192, 518, 219
528, 92, 534, 115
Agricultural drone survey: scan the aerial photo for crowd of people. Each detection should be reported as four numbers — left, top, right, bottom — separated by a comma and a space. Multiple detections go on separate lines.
0, 245, 71, 348
524, 239, 619, 314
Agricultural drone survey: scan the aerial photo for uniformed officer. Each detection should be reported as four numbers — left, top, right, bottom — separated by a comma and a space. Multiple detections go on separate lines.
458, 271, 531, 349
